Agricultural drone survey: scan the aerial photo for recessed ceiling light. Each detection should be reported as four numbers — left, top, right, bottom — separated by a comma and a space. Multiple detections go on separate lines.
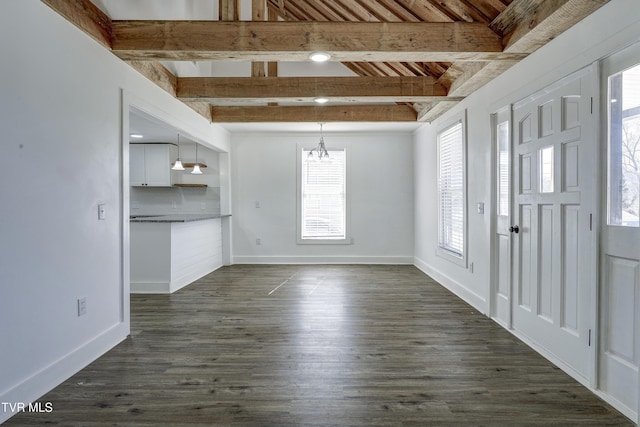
309, 52, 331, 63
130, 133, 144, 139
314, 97, 329, 104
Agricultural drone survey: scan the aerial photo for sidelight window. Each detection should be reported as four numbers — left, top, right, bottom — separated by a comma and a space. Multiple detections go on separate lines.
608, 63, 640, 227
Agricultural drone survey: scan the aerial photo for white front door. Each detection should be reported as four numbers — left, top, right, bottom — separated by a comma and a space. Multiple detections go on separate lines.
599, 43, 640, 422
512, 66, 597, 380
492, 107, 512, 328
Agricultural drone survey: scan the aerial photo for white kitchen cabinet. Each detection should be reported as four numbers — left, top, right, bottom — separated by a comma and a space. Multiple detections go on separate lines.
130, 143, 175, 187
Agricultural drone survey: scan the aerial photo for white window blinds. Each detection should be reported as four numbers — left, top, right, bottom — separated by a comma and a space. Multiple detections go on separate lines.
438, 121, 465, 257
301, 149, 346, 239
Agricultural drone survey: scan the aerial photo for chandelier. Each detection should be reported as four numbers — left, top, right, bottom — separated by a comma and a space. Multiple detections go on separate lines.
307, 123, 329, 161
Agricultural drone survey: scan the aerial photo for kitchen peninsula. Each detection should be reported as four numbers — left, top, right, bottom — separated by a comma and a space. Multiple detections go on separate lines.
130, 214, 230, 293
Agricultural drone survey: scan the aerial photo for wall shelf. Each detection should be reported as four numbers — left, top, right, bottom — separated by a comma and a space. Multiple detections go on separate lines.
181, 162, 207, 169
173, 184, 207, 187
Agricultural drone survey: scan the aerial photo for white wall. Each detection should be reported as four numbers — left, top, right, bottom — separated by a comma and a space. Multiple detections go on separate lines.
231, 131, 414, 263
0, 2, 229, 423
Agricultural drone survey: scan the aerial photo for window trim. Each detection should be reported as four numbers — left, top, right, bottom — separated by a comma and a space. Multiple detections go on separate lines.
296, 142, 351, 245
436, 110, 468, 267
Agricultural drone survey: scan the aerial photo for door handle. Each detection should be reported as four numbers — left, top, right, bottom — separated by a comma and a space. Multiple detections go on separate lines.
509, 225, 519, 234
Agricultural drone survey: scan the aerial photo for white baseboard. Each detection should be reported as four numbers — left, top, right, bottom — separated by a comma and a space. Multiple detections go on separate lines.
504, 325, 637, 423
413, 256, 487, 314
505, 326, 590, 388
232, 255, 414, 264
592, 389, 638, 423
0, 322, 128, 424
131, 281, 170, 293
170, 263, 223, 293
131, 264, 223, 294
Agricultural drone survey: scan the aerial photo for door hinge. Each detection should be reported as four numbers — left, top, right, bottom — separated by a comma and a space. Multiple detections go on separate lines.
589, 213, 593, 231
588, 329, 592, 346
590, 97, 593, 114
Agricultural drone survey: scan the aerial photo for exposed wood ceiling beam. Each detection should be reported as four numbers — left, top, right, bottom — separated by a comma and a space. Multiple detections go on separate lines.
41, 0, 112, 48
126, 60, 177, 96
490, 0, 545, 36
416, 100, 461, 122
417, 0, 610, 122
176, 76, 452, 103
125, 61, 212, 120
499, 0, 609, 53
251, 0, 266, 78
41, 0, 610, 124
438, 61, 519, 97
220, 0, 240, 21
41, 0, 214, 122
211, 105, 418, 122
110, 21, 524, 62
416, 60, 518, 122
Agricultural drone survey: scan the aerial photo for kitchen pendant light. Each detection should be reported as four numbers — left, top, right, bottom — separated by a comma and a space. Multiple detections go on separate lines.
172, 133, 185, 170
191, 143, 203, 174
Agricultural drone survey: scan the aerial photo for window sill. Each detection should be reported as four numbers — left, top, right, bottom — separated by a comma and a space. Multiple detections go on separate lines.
297, 237, 352, 245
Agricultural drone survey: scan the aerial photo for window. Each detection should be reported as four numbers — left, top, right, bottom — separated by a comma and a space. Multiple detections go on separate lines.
497, 120, 510, 216
297, 145, 350, 244
437, 112, 467, 264
608, 63, 640, 227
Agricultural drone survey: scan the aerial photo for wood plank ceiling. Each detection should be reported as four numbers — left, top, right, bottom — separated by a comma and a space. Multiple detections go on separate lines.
42, 0, 609, 123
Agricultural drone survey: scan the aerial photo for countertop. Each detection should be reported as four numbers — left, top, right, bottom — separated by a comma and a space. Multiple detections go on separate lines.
130, 214, 231, 223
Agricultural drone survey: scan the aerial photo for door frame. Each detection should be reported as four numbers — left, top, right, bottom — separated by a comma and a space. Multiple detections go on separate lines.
588, 61, 601, 389
597, 42, 640, 423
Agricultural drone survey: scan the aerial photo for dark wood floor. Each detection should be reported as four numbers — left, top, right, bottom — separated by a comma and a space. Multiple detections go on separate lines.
6, 265, 632, 426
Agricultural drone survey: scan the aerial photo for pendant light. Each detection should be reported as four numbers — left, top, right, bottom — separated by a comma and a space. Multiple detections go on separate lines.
172, 133, 185, 170
307, 123, 330, 162
191, 143, 203, 174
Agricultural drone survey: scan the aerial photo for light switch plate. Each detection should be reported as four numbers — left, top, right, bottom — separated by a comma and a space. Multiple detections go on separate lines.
77, 297, 87, 317
476, 202, 484, 215
98, 204, 106, 220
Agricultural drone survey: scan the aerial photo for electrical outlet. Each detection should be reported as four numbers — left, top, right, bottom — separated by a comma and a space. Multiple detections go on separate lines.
255, 201, 261, 208
256, 238, 262, 245
77, 297, 87, 317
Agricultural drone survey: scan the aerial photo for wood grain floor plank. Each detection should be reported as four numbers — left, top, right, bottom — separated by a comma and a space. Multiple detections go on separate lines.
5, 265, 632, 426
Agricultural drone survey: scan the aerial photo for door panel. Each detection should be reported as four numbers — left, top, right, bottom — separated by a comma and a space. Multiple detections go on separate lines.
512, 68, 594, 379
562, 204, 580, 333
519, 204, 533, 309
563, 141, 580, 191
539, 204, 554, 321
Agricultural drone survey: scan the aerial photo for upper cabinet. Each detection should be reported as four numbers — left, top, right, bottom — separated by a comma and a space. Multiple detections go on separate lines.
130, 143, 175, 187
